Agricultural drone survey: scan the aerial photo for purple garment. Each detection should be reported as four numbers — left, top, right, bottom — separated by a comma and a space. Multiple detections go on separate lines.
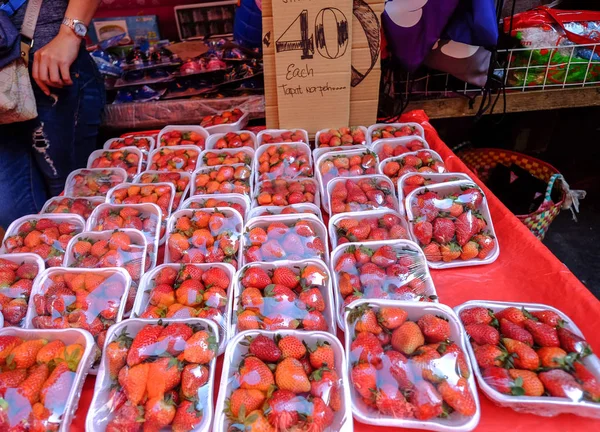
0, 10, 20, 68
382, 0, 460, 71
443, 0, 499, 47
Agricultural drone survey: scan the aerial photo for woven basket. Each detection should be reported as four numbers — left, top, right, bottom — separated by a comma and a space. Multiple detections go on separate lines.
459, 148, 565, 240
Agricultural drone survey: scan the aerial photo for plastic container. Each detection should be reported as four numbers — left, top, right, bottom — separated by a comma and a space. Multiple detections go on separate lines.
253, 178, 321, 209
397, 172, 472, 212
367, 122, 425, 146
405, 180, 500, 269
257, 128, 309, 146
205, 130, 257, 150
230, 259, 336, 335
201, 109, 249, 134
254, 142, 313, 183
133, 263, 235, 354
370, 136, 429, 161
41, 196, 105, 220
103, 136, 155, 153
316, 148, 379, 210
157, 125, 209, 150
147, 145, 201, 172
330, 239, 437, 330
191, 163, 253, 199
454, 300, 600, 419
314, 126, 369, 159
327, 174, 399, 216
106, 182, 176, 222
344, 299, 481, 431
181, 193, 250, 221
243, 214, 329, 266
0, 253, 45, 327
1, 214, 86, 267
214, 329, 353, 432
247, 202, 322, 221
64, 168, 128, 197
378, 149, 447, 186
164, 208, 243, 270
86, 318, 218, 432
86, 147, 144, 180
328, 209, 410, 250
134, 170, 192, 211
199, 147, 254, 168
86, 203, 162, 267
0, 326, 96, 432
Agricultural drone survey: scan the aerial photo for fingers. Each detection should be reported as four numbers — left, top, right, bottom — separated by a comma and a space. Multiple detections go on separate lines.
59, 62, 73, 86
33, 49, 74, 95
33, 51, 51, 96
48, 63, 63, 88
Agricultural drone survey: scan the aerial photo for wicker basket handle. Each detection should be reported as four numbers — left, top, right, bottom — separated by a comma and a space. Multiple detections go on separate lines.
545, 173, 586, 221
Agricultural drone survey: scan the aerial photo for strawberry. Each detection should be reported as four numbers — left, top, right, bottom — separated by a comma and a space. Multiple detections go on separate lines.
350, 332, 383, 365
309, 342, 335, 369
523, 320, 560, 347
460, 241, 479, 260
147, 357, 182, 399
473, 234, 495, 259
370, 245, 397, 268
7, 338, 47, 369
228, 388, 266, 418
432, 217, 455, 244
459, 307, 494, 326
16, 363, 49, 404
455, 212, 479, 246
334, 252, 356, 272
239, 356, 275, 392
201, 267, 230, 289
573, 362, 600, 402
557, 327, 592, 356
440, 242, 461, 262
413, 220, 432, 245
537, 346, 570, 368
438, 377, 476, 416
106, 329, 133, 379
377, 307, 407, 330
271, 267, 299, 289
298, 288, 325, 312
158, 323, 194, 356
144, 396, 176, 432
351, 362, 378, 399
500, 318, 533, 346
481, 366, 522, 395
422, 242, 442, 261
127, 325, 163, 366
40, 362, 74, 406
277, 335, 306, 359
275, 357, 311, 393
465, 323, 499, 345
354, 246, 374, 265
473, 343, 504, 368
119, 363, 150, 405
242, 267, 272, 289
106, 401, 144, 432
417, 314, 450, 343
495, 307, 526, 327
265, 389, 300, 429
249, 335, 281, 362
409, 380, 443, 420
391, 321, 424, 355
374, 384, 414, 418
183, 330, 217, 364
502, 338, 540, 370
172, 400, 203, 432
508, 369, 544, 396
539, 369, 583, 400
0, 368, 27, 393
348, 306, 382, 334
528, 309, 564, 327
180, 364, 209, 399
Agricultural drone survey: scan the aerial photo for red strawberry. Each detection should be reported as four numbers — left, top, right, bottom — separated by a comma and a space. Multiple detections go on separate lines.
249, 335, 281, 362
350, 332, 383, 366
465, 323, 499, 345
500, 319, 533, 346
539, 369, 583, 400
106, 329, 133, 379
201, 267, 229, 289
334, 252, 356, 272
438, 377, 476, 416
172, 400, 203, 432
413, 220, 432, 245
409, 380, 443, 420
473, 343, 504, 368
281, 234, 304, 255
351, 362, 377, 399
502, 338, 540, 370
573, 362, 600, 402
459, 307, 494, 326
265, 389, 300, 429
298, 288, 325, 312
272, 267, 299, 289
481, 366, 520, 395
127, 325, 163, 366
417, 314, 451, 343
370, 245, 396, 268
374, 384, 415, 418
523, 320, 560, 347
382, 350, 414, 390
557, 327, 592, 356
455, 212, 479, 246
432, 218, 455, 244
242, 267, 271, 289
180, 364, 209, 399
495, 307, 526, 327
158, 323, 193, 355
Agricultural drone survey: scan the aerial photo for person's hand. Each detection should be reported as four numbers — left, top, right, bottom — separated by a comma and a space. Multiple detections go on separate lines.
32, 27, 81, 96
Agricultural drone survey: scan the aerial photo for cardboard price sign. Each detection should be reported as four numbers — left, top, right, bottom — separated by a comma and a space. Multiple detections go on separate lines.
270, 0, 353, 132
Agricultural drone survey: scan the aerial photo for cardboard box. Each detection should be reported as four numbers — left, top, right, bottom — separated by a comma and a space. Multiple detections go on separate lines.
89, 15, 161, 45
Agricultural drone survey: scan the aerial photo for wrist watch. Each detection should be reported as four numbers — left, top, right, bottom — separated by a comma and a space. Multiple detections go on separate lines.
62, 17, 88, 37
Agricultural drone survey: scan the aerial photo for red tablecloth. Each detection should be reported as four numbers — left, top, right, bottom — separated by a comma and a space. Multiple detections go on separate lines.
71, 111, 600, 431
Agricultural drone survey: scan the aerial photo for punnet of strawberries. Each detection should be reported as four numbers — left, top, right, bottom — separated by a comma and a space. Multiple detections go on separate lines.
400, 173, 469, 199
202, 150, 252, 167
234, 262, 332, 333
108, 183, 175, 220
200, 108, 244, 127
136, 172, 191, 210
256, 143, 312, 182
251, 204, 320, 219
381, 150, 446, 184
92, 320, 217, 432
0, 333, 89, 430
259, 129, 306, 145
333, 243, 434, 319
89, 149, 141, 180
2, 217, 84, 267
42, 197, 103, 220
184, 196, 248, 220
374, 138, 427, 161
166, 209, 242, 269
0, 255, 41, 327
409, 184, 496, 263
318, 150, 378, 186
317, 126, 366, 147
108, 137, 153, 152
212, 132, 255, 149
346, 302, 478, 422
149, 147, 199, 173
31, 269, 130, 360
332, 210, 410, 247
255, 179, 318, 207
221, 332, 348, 431
459, 304, 599, 403
243, 217, 326, 264
160, 130, 206, 149
193, 164, 252, 196
67, 169, 127, 197
329, 177, 397, 215
371, 124, 422, 142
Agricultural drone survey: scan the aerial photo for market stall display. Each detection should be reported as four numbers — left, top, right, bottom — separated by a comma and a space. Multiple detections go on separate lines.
41, 197, 105, 221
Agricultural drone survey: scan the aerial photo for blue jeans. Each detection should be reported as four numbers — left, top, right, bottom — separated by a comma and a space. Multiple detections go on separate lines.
0, 44, 105, 228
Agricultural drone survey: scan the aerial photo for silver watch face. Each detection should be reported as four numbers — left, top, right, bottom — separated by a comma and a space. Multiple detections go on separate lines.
74, 22, 87, 37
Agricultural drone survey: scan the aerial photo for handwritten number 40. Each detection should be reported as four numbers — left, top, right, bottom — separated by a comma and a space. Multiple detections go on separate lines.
275, 9, 350, 60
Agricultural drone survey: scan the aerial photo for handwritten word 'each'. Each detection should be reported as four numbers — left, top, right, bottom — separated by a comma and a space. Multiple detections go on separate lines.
286, 63, 314, 81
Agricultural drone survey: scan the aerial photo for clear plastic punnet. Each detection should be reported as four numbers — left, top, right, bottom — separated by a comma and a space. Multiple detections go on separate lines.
314, 126, 368, 150
147, 145, 200, 172
243, 214, 328, 266
253, 178, 320, 209
205, 130, 257, 150
200, 108, 249, 134
86, 203, 162, 267
455, 300, 600, 419
191, 163, 253, 198
367, 122, 426, 146
157, 125, 209, 150
181, 193, 250, 221
87, 147, 144, 180
405, 180, 500, 269
328, 209, 410, 250
86, 318, 218, 432
64, 168, 128, 197
0, 326, 96, 432
254, 142, 313, 183
134, 170, 192, 211
164, 208, 243, 270
344, 299, 481, 431
370, 136, 430, 162
0, 253, 45, 327
199, 147, 254, 168
0, 214, 86, 267
257, 128, 309, 146
63, 229, 149, 313
106, 182, 176, 223
398, 172, 472, 211
24, 267, 132, 371
247, 202, 322, 221
103, 136, 155, 153
214, 330, 353, 432
330, 239, 437, 330
379, 149, 447, 185
231, 259, 336, 335
41, 196, 104, 220
327, 175, 399, 216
